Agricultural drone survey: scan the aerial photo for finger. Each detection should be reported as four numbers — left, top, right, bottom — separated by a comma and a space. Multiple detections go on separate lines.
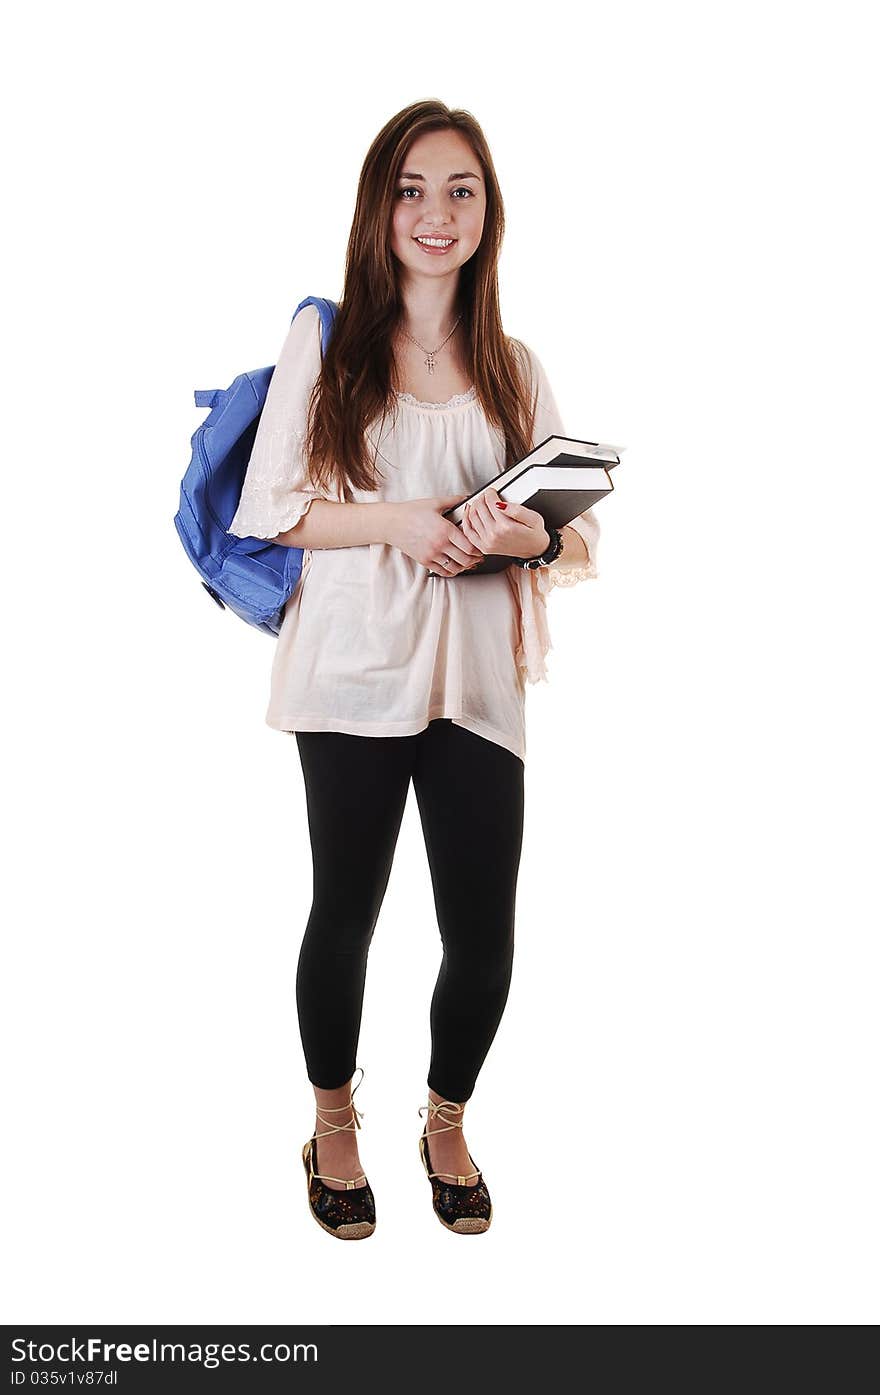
460, 502, 489, 548
438, 535, 485, 571
468, 490, 497, 533
455, 505, 484, 558
479, 487, 531, 529
459, 506, 492, 571
494, 498, 531, 524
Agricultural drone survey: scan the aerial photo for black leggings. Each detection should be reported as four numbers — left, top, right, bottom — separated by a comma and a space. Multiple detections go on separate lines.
294, 719, 525, 1102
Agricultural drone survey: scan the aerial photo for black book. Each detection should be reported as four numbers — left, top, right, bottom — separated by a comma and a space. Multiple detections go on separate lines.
428, 434, 622, 577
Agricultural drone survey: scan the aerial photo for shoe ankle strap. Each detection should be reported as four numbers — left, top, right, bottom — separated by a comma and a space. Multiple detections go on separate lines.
418, 1100, 481, 1185
418, 1096, 466, 1136
313, 1065, 365, 1142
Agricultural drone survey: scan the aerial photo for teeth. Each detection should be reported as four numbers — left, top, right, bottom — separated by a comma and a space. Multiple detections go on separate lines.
416, 237, 454, 247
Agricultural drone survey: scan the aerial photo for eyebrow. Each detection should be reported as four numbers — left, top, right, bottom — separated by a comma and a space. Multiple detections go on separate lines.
398, 171, 482, 182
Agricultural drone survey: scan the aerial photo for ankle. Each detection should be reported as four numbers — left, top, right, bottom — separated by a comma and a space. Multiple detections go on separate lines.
313, 1071, 363, 1142
425, 1091, 467, 1132
315, 1108, 359, 1143
315, 1079, 357, 1114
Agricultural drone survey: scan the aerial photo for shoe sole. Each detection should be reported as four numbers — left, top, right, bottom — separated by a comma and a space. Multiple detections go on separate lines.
437, 1210, 493, 1235
310, 1215, 376, 1241
301, 1143, 376, 1241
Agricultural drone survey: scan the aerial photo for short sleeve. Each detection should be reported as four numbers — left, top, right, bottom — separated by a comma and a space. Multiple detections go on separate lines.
227, 303, 333, 541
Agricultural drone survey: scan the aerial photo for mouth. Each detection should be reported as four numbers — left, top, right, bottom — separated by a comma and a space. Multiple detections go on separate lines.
413, 236, 457, 256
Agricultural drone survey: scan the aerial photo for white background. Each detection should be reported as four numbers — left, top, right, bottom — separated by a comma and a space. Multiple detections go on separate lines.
3, 0, 877, 1325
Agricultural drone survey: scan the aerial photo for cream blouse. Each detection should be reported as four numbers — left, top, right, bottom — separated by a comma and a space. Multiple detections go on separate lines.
227, 304, 600, 763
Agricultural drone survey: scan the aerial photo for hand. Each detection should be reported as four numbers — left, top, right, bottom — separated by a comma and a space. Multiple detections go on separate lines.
385, 494, 485, 576
458, 488, 550, 567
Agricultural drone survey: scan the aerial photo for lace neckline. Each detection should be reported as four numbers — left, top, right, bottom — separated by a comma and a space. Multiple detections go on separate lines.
394, 385, 477, 410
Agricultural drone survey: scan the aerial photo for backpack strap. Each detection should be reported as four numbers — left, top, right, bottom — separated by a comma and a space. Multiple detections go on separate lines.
194, 388, 225, 409
196, 297, 337, 410
193, 300, 337, 413
292, 295, 339, 354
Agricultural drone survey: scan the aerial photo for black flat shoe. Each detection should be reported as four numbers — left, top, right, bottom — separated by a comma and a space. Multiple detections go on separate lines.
418, 1098, 492, 1234
302, 1067, 376, 1241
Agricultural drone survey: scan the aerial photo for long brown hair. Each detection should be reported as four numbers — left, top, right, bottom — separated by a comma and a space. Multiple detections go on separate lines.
303, 100, 540, 500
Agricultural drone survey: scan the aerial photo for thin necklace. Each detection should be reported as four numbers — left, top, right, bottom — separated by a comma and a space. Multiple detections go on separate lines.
399, 316, 462, 376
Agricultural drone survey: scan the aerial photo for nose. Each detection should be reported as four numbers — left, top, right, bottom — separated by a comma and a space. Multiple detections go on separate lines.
421, 201, 452, 228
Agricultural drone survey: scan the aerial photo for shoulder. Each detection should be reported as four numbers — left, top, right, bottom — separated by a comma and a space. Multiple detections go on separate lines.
285, 301, 323, 350
273, 301, 325, 382
507, 337, 545, 398
294, 301, 323, 331
507, 335, 533, 374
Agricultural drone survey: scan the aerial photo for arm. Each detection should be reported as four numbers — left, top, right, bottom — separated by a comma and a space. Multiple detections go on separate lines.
231, 312, 461, 558
272, 497, 397, 550
227, 304, 356, 544
558, 523, 590, 567
520, 518, 592, 570
513, 339, 601, 587
547, 512, 600, 584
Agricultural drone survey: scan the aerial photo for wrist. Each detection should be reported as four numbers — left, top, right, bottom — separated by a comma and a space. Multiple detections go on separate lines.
515, 525, 564, 570
517, 527, 550, 562
377, 501, 400, 548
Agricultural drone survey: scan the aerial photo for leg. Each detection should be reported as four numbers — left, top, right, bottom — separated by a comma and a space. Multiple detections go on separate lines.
295, 729, 414, 1186
412, 720, 525, 1106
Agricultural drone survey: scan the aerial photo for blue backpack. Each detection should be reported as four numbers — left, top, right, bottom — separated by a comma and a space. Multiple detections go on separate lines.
174, 295, 339, 636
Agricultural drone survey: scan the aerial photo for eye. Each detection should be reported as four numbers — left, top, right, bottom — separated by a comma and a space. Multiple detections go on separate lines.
397, 186, 475, 200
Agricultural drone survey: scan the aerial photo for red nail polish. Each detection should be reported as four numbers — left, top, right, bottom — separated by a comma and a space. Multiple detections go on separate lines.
495, 501, 507, 510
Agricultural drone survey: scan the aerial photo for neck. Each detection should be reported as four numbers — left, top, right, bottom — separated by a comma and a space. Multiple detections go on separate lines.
398, 281, 461, 345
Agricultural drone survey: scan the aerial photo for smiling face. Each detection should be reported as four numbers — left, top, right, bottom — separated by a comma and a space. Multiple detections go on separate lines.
390, 128, 486, 283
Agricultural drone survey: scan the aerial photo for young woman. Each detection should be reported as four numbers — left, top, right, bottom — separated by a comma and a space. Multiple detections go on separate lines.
228, 101, 600, 1240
